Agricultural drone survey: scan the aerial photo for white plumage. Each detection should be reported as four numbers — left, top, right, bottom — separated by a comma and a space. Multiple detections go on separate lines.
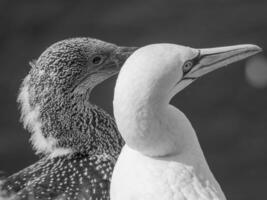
111, 43, 261, 200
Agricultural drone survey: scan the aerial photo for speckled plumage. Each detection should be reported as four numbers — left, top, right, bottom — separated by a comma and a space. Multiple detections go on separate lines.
1, 37, 136, 200
1, 153, 114, 200
18, 38, 127, 156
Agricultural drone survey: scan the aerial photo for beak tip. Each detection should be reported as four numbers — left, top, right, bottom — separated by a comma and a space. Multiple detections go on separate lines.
246, 44, 262, 54
255, 45, 263, 53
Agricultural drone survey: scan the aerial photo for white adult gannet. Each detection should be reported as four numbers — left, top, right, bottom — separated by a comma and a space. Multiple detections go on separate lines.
111, 43, 261, 200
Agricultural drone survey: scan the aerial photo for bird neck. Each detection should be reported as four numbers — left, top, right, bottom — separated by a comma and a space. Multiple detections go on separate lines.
114, 88, 202, 157
45, 93, 123, 158
19, 77, 123, 158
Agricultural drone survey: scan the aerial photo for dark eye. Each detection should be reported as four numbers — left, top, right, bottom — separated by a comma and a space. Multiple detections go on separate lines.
183, 61, 194, 74
92, 55, 104, 65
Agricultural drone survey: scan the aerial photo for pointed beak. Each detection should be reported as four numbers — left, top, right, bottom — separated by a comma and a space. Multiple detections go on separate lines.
100, 46, 138, 76
188, 44, 262, 78
115, 46, 139, 67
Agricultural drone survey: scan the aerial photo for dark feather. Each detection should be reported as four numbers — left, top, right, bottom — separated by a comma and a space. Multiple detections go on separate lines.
1, 153, 114, 200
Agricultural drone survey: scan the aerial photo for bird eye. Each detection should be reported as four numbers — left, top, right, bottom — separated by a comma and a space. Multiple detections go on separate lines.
92, 55, 104, 65
183, 61, 194, 74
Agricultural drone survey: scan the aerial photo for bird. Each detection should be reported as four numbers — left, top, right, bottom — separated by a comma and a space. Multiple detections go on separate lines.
0, 37, 137, 200
110, 43, 262, 200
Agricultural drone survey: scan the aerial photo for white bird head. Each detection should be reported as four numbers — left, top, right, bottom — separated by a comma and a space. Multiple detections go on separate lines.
119, 44, 261, 103
114, 43, 261, 156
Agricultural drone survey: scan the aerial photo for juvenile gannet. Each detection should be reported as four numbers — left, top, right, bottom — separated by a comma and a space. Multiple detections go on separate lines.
0, 38, 136, 200
111, 43, 261, 200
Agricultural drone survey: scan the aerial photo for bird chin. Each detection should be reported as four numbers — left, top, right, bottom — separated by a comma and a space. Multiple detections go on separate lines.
74, 71, 118, 97
169, 79, 194, 100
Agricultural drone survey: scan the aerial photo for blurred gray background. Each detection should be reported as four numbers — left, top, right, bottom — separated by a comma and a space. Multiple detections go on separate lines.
0, 0, 266, 199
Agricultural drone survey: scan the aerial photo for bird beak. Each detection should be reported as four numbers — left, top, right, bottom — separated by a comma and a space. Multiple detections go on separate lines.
115, 46, 138, 67
188, 44, 262, 78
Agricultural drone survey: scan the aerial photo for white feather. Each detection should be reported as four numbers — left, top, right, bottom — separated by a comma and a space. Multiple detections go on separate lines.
17, 75, 71, 156
111, 44, 233, 200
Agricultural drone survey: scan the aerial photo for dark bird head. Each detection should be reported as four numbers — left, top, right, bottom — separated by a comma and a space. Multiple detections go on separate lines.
18, 38, 136, 157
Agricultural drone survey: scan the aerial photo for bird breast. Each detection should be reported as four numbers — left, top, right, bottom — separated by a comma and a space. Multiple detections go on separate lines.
110, 145, 226, 200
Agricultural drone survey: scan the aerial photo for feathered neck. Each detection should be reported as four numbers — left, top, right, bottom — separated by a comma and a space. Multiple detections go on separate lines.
114, 71, 201, 157
18, 74, 124, 158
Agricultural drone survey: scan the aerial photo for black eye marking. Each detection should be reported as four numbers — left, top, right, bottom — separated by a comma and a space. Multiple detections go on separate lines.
92, 55, 104, 65
182, 61, 194, 74
191, 50, 201, 65
182, 51, 201, 75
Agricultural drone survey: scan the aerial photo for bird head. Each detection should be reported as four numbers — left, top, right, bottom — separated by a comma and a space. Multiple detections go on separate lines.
117, 43, 262, 105
114, 43, 261, 156
18, 37, 137, 155
34, 38, 137, 96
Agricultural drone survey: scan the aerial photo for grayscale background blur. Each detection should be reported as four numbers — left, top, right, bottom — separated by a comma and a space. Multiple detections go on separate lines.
0, 0, 266, 199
